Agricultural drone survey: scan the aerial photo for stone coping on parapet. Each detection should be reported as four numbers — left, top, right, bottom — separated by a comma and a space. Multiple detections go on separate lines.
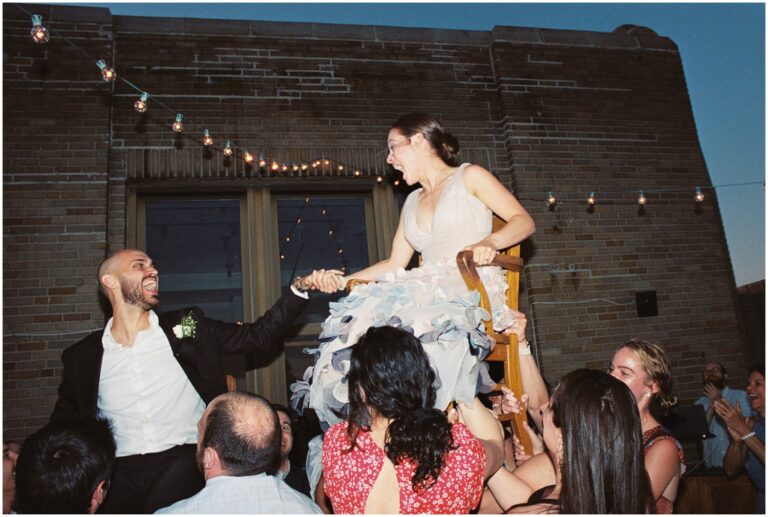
6, 2, 678, 52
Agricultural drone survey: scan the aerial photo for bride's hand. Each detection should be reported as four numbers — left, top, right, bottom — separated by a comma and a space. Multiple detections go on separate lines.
462, 239, 498, 266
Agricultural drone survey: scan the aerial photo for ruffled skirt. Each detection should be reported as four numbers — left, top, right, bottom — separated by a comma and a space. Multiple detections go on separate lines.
291, 257, 516, 426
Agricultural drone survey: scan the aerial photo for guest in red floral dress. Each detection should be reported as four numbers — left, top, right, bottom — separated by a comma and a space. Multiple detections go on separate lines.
322, 325, 504, 514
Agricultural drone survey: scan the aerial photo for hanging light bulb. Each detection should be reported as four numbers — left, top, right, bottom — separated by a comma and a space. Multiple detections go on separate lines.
328, 229, 334, 236
637, 190, 647, 206
223, 140, 233, 156
296, 217, 302, 224
134, 92, 149, 113
243, 150, 254, 163
285, 236, 291, 242
258, 157, 267, 168
394, 179, 401, 186
546, 191, 557, 206
586, 192, 596, 206
354, 169, 361, 177
694, 186, 705, 203
281, 164, 289, 172
30, 15, 50, 44
337, 165, 344, 172
271, 162, 279, 171
292, 163, 300, 172
338, 248, 343, 254
202, 129, 213, 146
280, 254, 285, 260
172, 114, 184, 132
96, 60, 116, 82
321, 209, 327, 215
305, 197, 310, 204
376, 175, 384, 183
301, 163, 308, 171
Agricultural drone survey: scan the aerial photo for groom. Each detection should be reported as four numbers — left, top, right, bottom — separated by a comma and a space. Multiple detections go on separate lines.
50, 248, 338, 513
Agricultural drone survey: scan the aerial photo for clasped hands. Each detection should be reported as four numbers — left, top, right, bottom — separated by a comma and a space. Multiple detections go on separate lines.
292, 269, 346, 294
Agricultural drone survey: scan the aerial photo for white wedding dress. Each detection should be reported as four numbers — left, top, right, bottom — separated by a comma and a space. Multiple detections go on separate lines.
292, 163, 516, 426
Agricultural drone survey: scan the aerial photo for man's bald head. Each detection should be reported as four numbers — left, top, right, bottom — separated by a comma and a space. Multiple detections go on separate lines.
199, 392, 280, 477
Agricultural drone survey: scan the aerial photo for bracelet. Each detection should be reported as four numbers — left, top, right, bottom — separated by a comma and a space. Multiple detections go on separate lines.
518, 339, 531, 356
740, 431, 756, 442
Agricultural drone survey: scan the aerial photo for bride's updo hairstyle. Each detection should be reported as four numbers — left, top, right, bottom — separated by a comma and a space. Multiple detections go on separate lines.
346, 325, 455, 491
391, 113, 461, 167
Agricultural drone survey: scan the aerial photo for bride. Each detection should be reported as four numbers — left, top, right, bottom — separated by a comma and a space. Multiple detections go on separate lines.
292, 113, 536, 426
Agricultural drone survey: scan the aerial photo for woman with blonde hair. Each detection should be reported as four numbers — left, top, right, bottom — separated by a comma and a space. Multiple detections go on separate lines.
609, 338, 684, 514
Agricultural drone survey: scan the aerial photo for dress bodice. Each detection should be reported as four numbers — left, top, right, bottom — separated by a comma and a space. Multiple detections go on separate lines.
402, 163, 492, 264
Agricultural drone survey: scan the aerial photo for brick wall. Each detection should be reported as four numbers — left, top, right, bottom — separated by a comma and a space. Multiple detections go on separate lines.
3, 4, 750, 440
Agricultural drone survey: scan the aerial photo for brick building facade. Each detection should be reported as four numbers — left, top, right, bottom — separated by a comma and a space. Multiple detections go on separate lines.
3, 3, 751, 440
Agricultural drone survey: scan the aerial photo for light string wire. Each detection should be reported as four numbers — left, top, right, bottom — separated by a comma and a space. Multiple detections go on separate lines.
17, 5, 765, 203
16, 4, 384, 179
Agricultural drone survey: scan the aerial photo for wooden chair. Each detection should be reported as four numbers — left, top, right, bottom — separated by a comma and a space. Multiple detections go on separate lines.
347, 219, 532, 454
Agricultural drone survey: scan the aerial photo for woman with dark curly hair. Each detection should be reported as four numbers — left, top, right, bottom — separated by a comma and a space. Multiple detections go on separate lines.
321, 325, 504, 514
609, 338, 684, 513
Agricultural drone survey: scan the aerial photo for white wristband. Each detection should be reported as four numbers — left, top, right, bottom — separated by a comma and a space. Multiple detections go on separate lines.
740, 431, 756, 442
518, 339, 531, 356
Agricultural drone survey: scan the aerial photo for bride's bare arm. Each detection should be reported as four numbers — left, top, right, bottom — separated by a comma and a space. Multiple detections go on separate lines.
462, 165, 535, 260
342, 210, 415, 285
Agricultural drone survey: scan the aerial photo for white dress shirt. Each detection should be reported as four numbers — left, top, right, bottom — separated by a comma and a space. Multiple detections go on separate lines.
98, 310, 205, 457
155, 474, 323, 514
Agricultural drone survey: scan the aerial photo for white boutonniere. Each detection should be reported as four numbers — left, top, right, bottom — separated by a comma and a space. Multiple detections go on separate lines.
172, 311, 197, 339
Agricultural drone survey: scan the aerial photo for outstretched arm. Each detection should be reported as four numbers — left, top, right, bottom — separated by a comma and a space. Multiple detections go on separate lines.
456, 398, 505, 480
342, 210, 415, 285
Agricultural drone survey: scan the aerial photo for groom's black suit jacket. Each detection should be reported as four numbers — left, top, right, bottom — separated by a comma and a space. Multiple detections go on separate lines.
51, 291, 309, 420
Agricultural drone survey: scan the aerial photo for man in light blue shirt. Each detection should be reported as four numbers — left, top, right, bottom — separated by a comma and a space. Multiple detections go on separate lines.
695, 361, 751, 469
156, 392, 321, 514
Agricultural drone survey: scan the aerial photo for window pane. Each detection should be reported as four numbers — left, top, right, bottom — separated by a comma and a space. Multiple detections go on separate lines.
145, 199, 244, 322
277, 196, 369, 325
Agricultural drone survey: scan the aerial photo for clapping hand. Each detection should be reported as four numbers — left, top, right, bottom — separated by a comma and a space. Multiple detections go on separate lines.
713, 399, 753, 441
704, 383, 723, 403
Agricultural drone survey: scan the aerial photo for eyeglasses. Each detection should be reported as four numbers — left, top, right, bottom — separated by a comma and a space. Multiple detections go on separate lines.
387, 138, 411, 154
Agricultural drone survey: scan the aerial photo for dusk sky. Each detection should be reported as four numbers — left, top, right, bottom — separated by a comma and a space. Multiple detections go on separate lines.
62, 2, 766, 286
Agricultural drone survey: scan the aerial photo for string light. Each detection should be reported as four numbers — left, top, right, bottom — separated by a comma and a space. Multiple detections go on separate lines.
586, 192, 596, 206
637, 190, 647, 206
223, 140, 233, 156
376, 175, 384, 183
337, 165, 344, 172
301, 163, 308, 171
271, 162, 279, 172
695, 186, 705, 203
354, 169, 361, 176
134, 92, 149, 113
280, 254, 285, 260
30, 15, 49, 44
202, 129, 213, 146
292, 163, 300, 172
285, 236, 291, 242
172, 114, 184, 132
328, 229, 334, 236
547, 191, 557, 206
394, 179, 400, 186
281, 164, 289, 172
258, 158, 267, 168
338, 248, 343, 254
243, 150, 254, 164
96, 59, 116, 82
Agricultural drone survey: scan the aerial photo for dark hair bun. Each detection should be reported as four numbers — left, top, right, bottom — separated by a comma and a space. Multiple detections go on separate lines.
438, 132, 461, 167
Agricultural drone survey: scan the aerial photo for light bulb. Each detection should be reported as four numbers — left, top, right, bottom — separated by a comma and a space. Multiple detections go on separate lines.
321, 209, 327, 215
172, 114, 184, 132
354, 170, 361, 177
203, 129, 213, 146
328, 229, 334, 236
301, 163, 308, 171
281, 165, 288, 172
323, 159, 330, 166
296, 218, 301, 224
338, 248, 343, 254
546, 191, 557, 206
586, 192, 596, 206
30, 15, 49, 44
637, 191, 647, 206
285, 236, 291, 242
223, 141, 233, 156
280, 254, 285, 260
695, 187, 704, 203
258, 158, 267, 168
271, 162, 279, 171
134, 92, 149, 113
394, 179, 400, 186
376, 176, 383, 183
96, 60, 116, 82
292, 164, 300, 172
312, 161, 319, 168
243, 150, 254, 163
337, 165, 344, 172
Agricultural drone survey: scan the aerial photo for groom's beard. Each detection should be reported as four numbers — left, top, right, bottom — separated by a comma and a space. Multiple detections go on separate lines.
120, 276, 159, 310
